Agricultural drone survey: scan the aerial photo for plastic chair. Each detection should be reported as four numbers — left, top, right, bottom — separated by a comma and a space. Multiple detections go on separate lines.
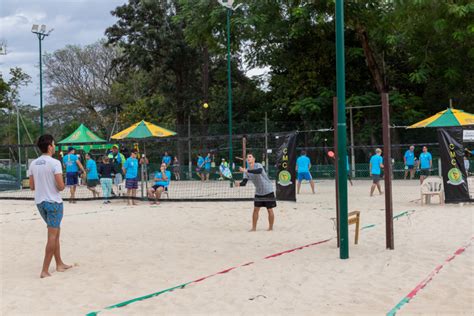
421, 176, 444, 205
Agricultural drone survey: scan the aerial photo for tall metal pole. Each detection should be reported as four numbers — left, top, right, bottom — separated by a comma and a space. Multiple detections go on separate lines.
335, 0, 349, 259
350, 107, 355, 178
16, 102, 22, 187
333, 97, 340, 248
38, 35, 44, 135
381, 93, 394, 249
188, 115, 192, 179
264, 112, 269, 171
226, 8, 233, 170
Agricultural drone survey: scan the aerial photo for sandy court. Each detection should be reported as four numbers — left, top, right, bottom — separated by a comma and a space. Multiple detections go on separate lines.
1, 180, 473, 316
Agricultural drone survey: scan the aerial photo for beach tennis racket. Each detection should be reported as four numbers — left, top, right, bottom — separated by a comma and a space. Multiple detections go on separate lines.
219, 164, 235, 186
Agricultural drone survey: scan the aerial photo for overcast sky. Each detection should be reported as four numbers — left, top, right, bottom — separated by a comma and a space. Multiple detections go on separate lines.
0, 0, 127, 106
0, 0, 269, 107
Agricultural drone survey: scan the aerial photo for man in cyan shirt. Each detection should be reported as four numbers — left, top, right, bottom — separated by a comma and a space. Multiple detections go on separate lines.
203, 152, 212, 181
369, 148, 384, 196
196, 154, 205, 181
85, 153, 99, 198
404, 145, 416, 180
123, 150, 139, 205
62, 147, 85, 203
296, 151, 315, 194
162, 151, 172, 168
419, 146, 432, 184
236, 153, 276, 231
29, 134, 72, 278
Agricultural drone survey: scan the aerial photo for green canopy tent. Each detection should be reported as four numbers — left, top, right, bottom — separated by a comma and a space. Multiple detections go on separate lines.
57, 124, 112, 152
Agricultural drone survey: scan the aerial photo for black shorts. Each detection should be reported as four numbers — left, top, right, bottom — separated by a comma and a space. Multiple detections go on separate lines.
372, 174, 381, 183
87, 179, 99, 187
152, 184, 167, 191
254, 192, 277, 209
420, 169, 431, 176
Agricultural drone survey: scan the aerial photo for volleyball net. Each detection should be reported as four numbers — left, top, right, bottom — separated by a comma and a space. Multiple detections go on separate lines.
0, 132, 294, 202
0, 124, 461, 201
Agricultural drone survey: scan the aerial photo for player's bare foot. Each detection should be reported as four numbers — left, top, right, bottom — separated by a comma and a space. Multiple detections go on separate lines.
40, 271, 52, 278
267, 228, 273, 231
56, 264, 73, 272
249, 228, 256, 232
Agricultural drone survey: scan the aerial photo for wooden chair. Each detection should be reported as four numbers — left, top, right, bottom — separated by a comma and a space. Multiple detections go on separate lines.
348, 211, 360, 245
421, 176, 444, 205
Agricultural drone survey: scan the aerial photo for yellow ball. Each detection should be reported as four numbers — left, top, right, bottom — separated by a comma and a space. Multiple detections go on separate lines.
203, 103, 209, 108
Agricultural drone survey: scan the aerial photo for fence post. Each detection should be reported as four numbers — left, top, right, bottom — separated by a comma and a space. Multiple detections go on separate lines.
188, 115, 192, 180
438, 158, 442, 177
381, 93, 394, 250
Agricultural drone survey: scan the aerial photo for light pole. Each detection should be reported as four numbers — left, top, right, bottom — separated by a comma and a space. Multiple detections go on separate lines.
335, 0, 349, 259
31, 24, 53, 135
218, 0, 242, 173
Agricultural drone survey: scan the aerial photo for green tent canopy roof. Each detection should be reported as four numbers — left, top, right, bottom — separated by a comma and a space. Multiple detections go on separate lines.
58, 124, 106, 143
57, 124, 112, 152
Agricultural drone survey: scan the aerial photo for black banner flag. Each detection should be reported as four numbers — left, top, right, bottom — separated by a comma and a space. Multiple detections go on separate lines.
275, 132, 297, 201
437, 127, 471, 203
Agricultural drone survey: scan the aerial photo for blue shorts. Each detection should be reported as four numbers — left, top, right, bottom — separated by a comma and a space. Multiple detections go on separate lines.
37, 202, 64, 228
297, 172, 312, 181
125, 178, 138, 189
66, 172, 78, 186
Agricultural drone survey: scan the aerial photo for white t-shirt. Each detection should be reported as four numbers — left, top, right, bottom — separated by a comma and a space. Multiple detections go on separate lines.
28, 155, 63, 204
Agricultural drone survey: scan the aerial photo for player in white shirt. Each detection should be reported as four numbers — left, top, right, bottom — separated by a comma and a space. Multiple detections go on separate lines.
28, 135, 72, 278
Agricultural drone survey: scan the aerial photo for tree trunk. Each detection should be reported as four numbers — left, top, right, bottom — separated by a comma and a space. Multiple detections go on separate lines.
355, 24, 387, 93
202, 45, 209, 103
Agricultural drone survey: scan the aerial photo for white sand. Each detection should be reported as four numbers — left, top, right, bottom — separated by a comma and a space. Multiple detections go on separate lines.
1, 180, 473, 316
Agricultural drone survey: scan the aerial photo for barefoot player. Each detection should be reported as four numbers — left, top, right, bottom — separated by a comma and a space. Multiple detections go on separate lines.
369, 148, 384, 196
62, 147, 85, 203
28, 135, 72, 278
236, 153, 276, 231
296, 151, 315, 194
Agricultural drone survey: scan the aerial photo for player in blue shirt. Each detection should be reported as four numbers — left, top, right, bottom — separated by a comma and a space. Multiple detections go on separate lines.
296, 151, 315, 194
403, 145, 416, 180
85, 153, 99, 198
419, 146, 432, 184
62, 147, 85, 203
123, 151, 139, 205
346, 155, 353, 186
196, 154, 205, 181
148, 163, 171, 204
202, 153, 212, 181
369, 148, 384, 196
162, 152, 172, 167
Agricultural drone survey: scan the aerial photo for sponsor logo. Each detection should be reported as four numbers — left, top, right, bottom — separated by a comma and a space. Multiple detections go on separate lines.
277, 170, 292, 186
447, 167, 464, 185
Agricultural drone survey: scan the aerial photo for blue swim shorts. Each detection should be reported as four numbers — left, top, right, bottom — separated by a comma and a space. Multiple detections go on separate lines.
37, 201, 64, 228
297, 172, 312, 182
66, 172, 78, 186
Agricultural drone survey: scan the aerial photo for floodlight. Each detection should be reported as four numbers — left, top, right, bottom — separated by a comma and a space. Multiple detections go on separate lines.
218, 0, 233, 9
31, 24, 39, 32
40, 25, 46, 33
